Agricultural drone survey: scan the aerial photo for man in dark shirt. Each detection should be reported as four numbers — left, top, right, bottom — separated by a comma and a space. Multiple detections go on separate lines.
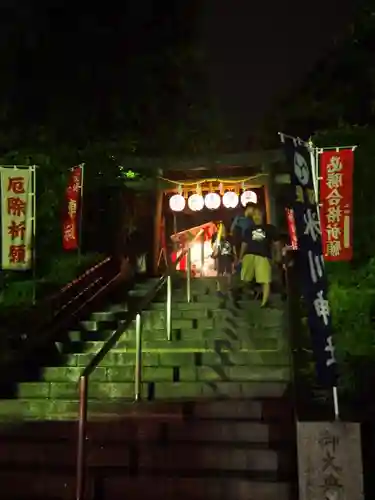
238, 206, 281, 307
230, 202, 257, 256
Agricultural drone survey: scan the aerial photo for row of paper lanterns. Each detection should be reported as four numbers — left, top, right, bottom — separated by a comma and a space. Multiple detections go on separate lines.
169, 190, 257, 212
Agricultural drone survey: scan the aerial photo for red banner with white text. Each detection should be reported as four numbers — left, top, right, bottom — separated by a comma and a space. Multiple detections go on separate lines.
320, 149, 354, 261
62, 166, 83, 250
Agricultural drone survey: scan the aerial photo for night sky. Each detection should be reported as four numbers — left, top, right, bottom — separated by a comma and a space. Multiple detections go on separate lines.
202, 0, 354, 140
0, 0, 355, 149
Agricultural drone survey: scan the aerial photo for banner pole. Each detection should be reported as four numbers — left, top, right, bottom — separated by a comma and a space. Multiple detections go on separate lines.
31, 165, 37, 305
77, 164, 84, 265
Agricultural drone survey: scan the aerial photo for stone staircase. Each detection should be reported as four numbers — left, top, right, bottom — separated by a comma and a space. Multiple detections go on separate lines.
0, 277, 297, 499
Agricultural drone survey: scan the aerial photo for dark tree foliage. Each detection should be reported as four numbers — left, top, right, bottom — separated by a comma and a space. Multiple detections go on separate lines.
0, 1, 226, 157
252, 0, 375, 146
0, 1, 228, 292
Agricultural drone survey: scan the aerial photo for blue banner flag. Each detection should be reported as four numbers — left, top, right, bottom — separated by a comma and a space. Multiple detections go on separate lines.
282, 135, 337, 387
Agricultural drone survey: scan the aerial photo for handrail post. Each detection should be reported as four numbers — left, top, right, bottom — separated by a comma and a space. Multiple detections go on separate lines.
166, 274, 172, 341
135, 313, 142, 401
186, 247, 191, 303
200, 233, 205, 276
76, 375, 88, 500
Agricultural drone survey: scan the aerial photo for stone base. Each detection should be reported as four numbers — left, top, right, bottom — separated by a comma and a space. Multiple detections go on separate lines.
297, 421, 364, 500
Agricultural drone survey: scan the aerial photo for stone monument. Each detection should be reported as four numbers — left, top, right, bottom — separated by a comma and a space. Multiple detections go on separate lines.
297, 421, 364, 500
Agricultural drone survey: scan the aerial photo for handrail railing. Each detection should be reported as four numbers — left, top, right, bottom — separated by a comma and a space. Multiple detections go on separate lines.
42, 257, 111, 308
16, 258, 119, 358
0, 257, 119, 388
75, 230, 203, 500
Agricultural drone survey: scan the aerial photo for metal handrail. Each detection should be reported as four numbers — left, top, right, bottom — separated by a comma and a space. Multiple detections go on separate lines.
21, 261, 119, 355
43, 257, 111, 307
75, 231, 203, 500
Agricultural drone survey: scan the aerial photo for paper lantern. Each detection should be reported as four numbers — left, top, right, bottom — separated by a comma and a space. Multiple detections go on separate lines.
240, 190, 257, 207
169, 194, 185, 212
188, 194, 204, 211
204, 192, 221, 210
222, 191, 239, 209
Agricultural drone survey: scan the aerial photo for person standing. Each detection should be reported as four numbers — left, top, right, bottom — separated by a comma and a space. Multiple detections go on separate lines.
238, 206, 281, 307
231, 202, 257, 254
211, 223, 235, 302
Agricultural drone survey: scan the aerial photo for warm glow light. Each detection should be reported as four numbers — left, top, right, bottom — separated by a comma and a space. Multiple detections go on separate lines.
240, 190, 257, 207
190, 241, 213, 270
169, 194, 185, 212
188, 194, 204, 211
222, 191, 239, 209
204, 192, 221, 210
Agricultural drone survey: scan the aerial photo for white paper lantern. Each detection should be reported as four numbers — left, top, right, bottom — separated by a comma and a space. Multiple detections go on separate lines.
222, 191, 239, 209
240, 190, 257, 207
169, 194, 185, 212
204, 192, 221, 210
188, 193, 204, 211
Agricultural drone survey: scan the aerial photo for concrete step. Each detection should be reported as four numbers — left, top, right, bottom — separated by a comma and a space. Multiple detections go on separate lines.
0, 439, 289, 472
16, 380, 288, 402
136, 445, 285, 472
0, 472, 77, 500
0, 419, 289, 445
0, 399, 188, 422
41, 365, 290, 383
100, 477, 293, 500
63, 323, 286, 351
0, 399, 293, 425
0, 395, 293, 422
66, 340, 284, 366
63, 339, 289, 367
55, 349, 289, 372
0, 473, 293, 500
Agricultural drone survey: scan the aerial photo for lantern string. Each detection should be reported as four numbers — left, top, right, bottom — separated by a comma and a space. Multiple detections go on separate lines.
158, 173, 267, 186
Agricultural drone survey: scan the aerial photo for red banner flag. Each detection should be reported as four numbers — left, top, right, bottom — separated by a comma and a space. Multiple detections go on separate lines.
62, 166, 83, 250
320, 149, 354, 261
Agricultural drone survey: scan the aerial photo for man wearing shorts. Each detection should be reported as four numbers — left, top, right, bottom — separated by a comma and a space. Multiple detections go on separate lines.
238, 206, 281, 307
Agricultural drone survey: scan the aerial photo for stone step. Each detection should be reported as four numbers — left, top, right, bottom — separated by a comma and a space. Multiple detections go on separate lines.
178, 327, 284, 341
0, 473, 293, 500
136, 445, 286, 472
0, 399, 188, 422
67, 337, 287, 366
100, 477, 293, 500
65, 323, 286, 349
0, 419, 290, 444
0, 439, 290, 472
0, 397, 293, 422
59, 349, 289, 370
0, 472, 77, 500
16, 380, 288, 402
0, 399, 293, 424
67, 341, 284, 366
41, 365, 290, 383
85, 304, 284, 333
91, 310, 127, 322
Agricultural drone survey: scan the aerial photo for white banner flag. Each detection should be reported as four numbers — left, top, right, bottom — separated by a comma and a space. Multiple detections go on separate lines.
1, 167, 33, 270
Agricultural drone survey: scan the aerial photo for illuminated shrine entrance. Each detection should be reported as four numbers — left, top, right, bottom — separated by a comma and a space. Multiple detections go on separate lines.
164, 178, 265, 277
152, 149, 282, 275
